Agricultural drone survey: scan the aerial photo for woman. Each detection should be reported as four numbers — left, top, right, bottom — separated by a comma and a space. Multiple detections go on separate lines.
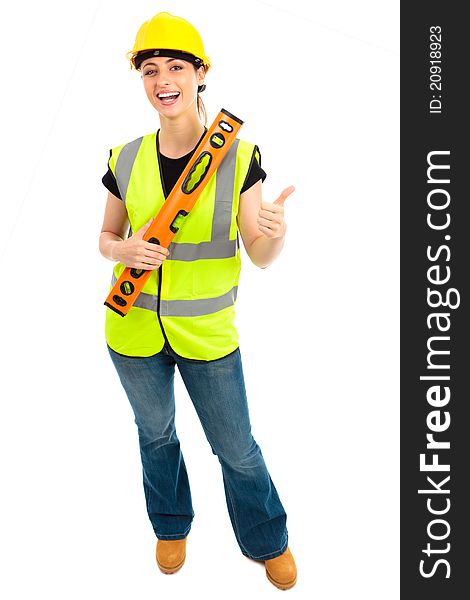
99, 11, 296, 590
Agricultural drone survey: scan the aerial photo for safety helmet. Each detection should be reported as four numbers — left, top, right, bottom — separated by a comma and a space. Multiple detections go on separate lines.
127, 12, 211, 74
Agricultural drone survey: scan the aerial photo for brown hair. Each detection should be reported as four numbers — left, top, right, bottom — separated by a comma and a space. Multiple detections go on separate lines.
197, 94, 207, 126
194, 64, 208, 126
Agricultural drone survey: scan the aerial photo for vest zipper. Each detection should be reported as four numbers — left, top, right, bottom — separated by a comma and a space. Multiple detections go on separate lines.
154, 127, 208, 353
155, 267, 171, 350
155, 130, 173, 352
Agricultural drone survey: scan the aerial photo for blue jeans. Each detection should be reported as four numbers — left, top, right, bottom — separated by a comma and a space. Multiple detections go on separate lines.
107, 343, 288, 560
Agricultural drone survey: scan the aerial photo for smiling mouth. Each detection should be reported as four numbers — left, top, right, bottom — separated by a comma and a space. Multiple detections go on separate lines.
157, 92, 181, 105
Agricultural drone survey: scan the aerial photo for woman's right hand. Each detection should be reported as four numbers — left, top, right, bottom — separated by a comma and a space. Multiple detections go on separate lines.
112, 219, 170, 270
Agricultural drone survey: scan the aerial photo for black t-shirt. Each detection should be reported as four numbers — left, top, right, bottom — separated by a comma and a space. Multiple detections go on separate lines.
102, 137, 266, 201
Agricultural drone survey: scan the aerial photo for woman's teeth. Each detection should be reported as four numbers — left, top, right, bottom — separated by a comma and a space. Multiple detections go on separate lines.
158, 92, 180, 105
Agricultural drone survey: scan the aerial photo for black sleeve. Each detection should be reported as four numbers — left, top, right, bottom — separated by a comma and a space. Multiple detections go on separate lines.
240, 145, 267, 194
101, 149, 122, 200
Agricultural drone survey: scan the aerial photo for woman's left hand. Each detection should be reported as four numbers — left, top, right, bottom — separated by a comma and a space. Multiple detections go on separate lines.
257, 185, 295, 238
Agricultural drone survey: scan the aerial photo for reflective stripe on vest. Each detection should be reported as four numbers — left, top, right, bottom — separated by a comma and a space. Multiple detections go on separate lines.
111, 272, 238, 316
115, 137, 143, 203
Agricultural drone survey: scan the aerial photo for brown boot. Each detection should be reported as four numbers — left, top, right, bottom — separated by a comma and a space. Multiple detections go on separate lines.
156, 538, 187, 574
265, 547, 297, 590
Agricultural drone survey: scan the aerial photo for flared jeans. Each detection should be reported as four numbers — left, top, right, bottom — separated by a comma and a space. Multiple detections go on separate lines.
107, 343, 288, 560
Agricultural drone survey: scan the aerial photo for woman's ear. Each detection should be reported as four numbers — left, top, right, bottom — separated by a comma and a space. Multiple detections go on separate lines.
197, 66, 205, 86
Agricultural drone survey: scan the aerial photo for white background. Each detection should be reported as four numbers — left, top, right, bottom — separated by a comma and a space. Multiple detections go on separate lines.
0, 1, 399, 598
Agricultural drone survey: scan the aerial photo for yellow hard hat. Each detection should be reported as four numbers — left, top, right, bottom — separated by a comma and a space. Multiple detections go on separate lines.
127, 12, 211, 73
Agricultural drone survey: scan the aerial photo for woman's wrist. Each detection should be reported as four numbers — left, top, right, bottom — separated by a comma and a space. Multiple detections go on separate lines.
248, 231, 286, 269
109, 240, 122, 262
100, 233, 123, 262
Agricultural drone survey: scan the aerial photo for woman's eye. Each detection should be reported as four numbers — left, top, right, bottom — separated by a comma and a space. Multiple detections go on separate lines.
143, 65, 182, 76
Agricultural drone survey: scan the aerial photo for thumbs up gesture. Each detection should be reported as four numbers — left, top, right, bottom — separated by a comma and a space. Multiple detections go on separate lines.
257, 185, 295, 239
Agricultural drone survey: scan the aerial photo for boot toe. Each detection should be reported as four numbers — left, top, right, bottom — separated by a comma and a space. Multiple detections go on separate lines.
156, 538, 187, 574
265, 547, 297, 590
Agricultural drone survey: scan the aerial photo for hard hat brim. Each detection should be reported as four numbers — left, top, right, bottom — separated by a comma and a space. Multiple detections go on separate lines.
129, 48, 210, 72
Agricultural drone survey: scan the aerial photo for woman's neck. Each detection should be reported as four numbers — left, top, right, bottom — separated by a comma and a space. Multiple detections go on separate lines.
158, 112, 205, 158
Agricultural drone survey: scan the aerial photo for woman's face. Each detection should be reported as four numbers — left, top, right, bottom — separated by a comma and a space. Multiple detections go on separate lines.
140, 56, 204, 117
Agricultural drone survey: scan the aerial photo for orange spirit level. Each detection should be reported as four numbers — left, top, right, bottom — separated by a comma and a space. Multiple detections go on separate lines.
104, 108, 244, 317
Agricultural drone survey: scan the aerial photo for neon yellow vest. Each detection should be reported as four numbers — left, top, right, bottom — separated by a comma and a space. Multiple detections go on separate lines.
105, 130, 259, 360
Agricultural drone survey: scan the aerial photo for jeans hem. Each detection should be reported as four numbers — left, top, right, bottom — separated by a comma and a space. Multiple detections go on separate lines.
155, 524, 192, 540
241, 533, 288, 561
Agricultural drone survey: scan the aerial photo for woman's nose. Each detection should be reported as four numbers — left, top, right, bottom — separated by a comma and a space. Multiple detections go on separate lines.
157, 74, 171, 86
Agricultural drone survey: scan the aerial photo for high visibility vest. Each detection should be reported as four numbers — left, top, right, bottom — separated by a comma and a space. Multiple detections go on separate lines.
105, 130, 259, 360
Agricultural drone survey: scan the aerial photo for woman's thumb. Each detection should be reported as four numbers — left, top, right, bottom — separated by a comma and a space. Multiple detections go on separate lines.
138, 218, 153, 236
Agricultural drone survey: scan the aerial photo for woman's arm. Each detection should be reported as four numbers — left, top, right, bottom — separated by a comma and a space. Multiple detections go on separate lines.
99, 191, 130, 260
237, 180, 295, 269
99, 191, 169, 269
